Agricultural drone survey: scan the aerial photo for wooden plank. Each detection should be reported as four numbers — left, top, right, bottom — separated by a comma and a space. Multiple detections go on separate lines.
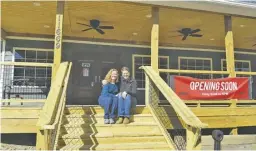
1, 108, 41, 118
190, 107, 256, 116
1, 118, 38, 133
0, 61, 53, 67
199, 116, 256, 128
158, 69, 229, 74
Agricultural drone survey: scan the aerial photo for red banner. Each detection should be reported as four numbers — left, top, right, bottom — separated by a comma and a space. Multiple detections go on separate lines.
172, 76, 250, 100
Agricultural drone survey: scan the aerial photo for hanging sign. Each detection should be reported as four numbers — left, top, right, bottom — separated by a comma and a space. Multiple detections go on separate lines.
170, 76, 250, 100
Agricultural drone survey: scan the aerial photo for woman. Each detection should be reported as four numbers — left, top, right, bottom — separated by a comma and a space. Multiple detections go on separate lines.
116, 67, 137, 124
98, 69, 119, 124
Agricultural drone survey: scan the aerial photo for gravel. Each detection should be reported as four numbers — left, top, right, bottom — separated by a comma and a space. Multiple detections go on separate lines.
1, 134, 36, 150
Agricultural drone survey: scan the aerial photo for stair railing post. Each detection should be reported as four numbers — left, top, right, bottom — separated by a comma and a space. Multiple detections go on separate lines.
212, 130, 224, 150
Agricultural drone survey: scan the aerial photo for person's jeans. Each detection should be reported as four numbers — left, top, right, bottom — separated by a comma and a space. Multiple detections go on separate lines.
118, 94, 132, 118
98, 95, 118, 119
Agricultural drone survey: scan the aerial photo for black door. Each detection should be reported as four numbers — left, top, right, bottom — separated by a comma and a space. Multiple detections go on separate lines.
68, 51, 121, 105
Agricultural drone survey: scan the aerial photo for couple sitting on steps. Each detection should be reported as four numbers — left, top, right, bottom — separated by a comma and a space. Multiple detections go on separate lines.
98, 67, 137, 124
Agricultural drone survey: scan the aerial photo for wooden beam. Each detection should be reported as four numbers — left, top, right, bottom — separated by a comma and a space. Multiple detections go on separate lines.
1, 28, 8, 40
1, 119, 38, 133
52, 0, 65, 80
224, 16, 236, 77
151, 7, 159, 73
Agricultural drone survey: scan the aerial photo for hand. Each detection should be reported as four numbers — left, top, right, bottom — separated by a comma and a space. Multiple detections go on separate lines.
102, 80, 108, 86
115, 93, 120, 97
121, 91, 127, 99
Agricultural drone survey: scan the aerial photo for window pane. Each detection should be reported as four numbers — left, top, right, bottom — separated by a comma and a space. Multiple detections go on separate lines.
14, 67, 24, 77
135, 57, 142, 64
26, 51, 36, 59
37, 51, 47, 60
25, 67, 35, 78
143, 57, 151, 65
36, 67, 46, 77
15, 50, 25, 62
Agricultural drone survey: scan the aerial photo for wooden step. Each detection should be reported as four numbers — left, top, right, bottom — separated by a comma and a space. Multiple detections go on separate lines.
65, 106, 150, 115
202, 135, 256, 150
58, 135, 167, 146
62, 114, 155, 125
61, 131, 164, 139
59, 142, 171, 150
61, 123, 161, 135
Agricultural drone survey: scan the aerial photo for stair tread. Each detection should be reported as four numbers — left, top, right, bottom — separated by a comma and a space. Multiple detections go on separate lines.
59, 142, 170, 150
63, 122, 158, 127
61, 131, 164, 138
64, 114, 153, 118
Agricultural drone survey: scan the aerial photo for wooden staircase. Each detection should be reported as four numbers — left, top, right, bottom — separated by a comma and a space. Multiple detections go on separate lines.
56, 106, 174, 150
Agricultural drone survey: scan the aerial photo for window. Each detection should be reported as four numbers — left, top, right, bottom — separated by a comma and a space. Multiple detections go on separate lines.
133, 55, 169, 89
179, 57, 212, 79
13, 49, 53, 87
221, 59, 251, 77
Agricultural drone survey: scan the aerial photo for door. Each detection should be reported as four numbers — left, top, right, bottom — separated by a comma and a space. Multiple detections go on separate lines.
68, 51, 121, 105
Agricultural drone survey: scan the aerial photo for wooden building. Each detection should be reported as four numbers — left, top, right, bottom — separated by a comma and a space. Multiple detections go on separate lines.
1, 1, 256, 150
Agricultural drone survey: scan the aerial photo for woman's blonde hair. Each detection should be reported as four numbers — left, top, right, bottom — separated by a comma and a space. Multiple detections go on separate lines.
104, 68, 119, 83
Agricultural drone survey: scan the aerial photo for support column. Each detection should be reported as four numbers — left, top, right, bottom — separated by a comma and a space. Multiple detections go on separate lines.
52, 1, 65, 81
224, 16, 236, 77
151, 7, 159, 73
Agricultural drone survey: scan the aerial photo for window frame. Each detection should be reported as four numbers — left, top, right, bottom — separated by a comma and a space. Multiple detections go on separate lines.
221, 59, 251, 77
178, 56, 213, 79
132, 54, 170, 90
11, 47, 54, 88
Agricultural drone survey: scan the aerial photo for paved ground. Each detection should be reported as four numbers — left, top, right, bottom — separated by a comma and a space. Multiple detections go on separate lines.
1, 134, 36, 150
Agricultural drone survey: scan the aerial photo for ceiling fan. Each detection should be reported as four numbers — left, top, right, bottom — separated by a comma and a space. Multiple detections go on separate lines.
77, 19, 114, 35
170, 28, 203, 40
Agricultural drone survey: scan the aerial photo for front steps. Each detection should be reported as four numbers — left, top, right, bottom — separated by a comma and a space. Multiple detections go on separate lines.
57, 106, 173, 150
57, 106, 256, 150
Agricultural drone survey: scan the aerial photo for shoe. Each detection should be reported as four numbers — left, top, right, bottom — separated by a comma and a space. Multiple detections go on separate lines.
116, 117, 124, 124
109, 118, 115, 124
104, 119, 109, 124
123, 117, 130, 124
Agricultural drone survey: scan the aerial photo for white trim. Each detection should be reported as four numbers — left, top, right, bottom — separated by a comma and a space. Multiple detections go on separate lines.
14, 47, 53, 52
0, 40, 6, 100
6, 36, 256, 55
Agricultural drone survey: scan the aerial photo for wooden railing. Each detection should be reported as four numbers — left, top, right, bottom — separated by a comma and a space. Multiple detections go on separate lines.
36, 62, 72, 150
141, 66, 208, 150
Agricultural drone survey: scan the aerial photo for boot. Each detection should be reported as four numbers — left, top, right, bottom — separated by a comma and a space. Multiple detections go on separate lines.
116, 117, 124, 124
123, 117, 130, 124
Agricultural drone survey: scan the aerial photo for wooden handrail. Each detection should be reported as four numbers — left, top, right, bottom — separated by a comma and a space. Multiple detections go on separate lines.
0, 61, 53, 67
44, 62, 72, 129
36, 62, 69, 128
141, 66, 207, 128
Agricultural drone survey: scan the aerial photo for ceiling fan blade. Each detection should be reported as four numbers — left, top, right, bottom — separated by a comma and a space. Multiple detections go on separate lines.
99, 26, 114, 29
77, 22, 91, 27
191, 29, 201, 34
82, 28, 93, 32
95, 28, 105, 34
190, 34, 203, 37
253, 44, 256, 47
182, 35, 188, 40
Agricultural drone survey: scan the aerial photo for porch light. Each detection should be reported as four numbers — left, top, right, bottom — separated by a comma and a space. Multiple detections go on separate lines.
133, 32, 138, 36
240, 25, 245, 27
146, 14, 152, 18
44, 25, 50, 28
33, 2, 41, 6
210, 38, 215, 41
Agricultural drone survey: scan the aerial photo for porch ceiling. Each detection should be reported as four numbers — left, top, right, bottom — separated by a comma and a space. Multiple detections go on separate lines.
2, 1, 256, 50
